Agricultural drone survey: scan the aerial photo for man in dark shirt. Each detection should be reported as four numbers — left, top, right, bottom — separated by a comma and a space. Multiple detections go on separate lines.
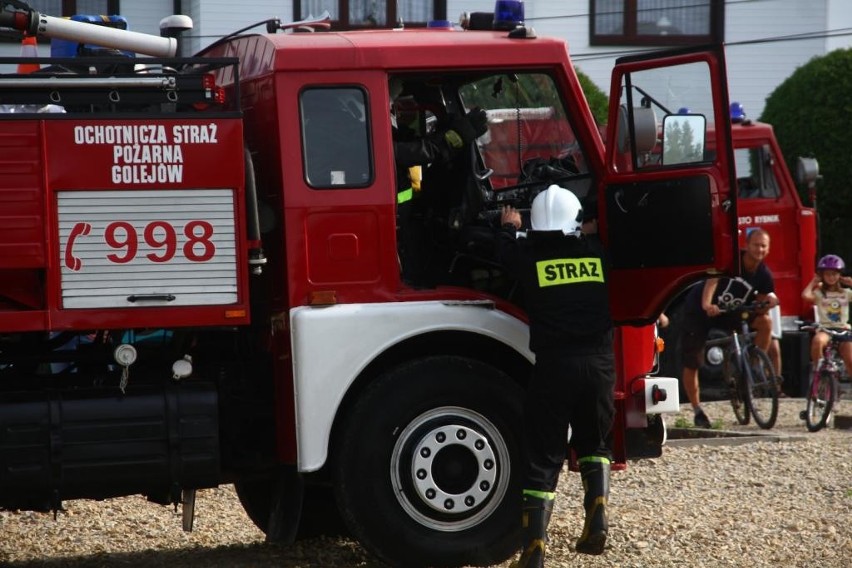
497, 185, 614, 565
680, 228, 778, 427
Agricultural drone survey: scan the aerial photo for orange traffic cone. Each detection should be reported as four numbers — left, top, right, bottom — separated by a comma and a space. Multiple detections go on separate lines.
17, 35, 40, 74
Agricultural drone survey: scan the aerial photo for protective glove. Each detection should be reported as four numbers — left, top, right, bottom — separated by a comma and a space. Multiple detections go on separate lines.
466, 107, 488, 137
444, 107, 488, 149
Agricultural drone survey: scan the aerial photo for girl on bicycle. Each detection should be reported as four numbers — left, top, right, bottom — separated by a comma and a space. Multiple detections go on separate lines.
801, 254, 852, 375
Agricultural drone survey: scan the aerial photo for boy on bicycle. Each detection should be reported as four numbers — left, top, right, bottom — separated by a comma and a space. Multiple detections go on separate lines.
801, 254, 852, 376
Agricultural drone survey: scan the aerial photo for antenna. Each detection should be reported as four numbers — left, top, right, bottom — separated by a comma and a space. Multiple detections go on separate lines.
276, 11, 332, 32
395, 0, 404, 29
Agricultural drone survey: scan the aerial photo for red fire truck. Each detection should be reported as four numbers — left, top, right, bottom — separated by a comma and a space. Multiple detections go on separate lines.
0, 3, 739, 566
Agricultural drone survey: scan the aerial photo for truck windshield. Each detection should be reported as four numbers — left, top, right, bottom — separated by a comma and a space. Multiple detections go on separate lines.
735, 146, 780, 199
459, 73, 589, 191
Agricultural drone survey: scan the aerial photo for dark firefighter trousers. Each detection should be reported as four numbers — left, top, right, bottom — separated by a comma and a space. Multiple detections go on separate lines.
523, 348, 616, 492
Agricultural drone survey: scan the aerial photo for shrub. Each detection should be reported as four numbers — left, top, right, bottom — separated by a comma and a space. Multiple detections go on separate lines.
760, 48, 852, 263
576, 68, 608, 125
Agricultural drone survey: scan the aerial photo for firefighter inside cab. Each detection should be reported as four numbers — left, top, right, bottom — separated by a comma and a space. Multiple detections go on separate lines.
390, 76, 488, 284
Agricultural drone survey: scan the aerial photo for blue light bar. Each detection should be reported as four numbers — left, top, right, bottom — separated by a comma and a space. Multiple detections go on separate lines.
427, 19, 453, 29
493, 0, 524, 31
730, 102, 746, 123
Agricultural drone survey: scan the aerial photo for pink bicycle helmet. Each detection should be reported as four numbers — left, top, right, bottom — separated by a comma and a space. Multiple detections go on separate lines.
817, 254, 845, 272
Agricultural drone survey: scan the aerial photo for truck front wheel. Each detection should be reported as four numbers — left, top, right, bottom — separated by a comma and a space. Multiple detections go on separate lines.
333, 355, 524, 567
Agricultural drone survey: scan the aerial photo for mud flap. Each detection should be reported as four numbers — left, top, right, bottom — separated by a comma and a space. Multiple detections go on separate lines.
266, 465, 305, 544
625, 414, 666, 459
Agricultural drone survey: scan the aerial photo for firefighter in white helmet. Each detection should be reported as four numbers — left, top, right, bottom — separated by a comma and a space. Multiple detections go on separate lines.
496, 185, 615, 565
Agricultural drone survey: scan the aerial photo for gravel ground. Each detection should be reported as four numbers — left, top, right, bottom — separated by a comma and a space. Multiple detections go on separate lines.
1, 398, 850, 568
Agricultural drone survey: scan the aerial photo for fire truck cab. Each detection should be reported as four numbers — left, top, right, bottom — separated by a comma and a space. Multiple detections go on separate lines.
0, 3, 739, 566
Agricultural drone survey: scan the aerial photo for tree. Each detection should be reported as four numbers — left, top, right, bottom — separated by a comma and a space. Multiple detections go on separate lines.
663, 117, 703, 165
575, 68, 608, 125
760, 48, 852, 264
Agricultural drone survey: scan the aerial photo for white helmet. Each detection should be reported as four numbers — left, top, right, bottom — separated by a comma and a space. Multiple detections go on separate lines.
530, 184, 583, 235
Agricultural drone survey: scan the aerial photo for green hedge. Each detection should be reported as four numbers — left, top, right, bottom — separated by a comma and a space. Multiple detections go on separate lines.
760, 48, 852, 265
576, 68, 608, 125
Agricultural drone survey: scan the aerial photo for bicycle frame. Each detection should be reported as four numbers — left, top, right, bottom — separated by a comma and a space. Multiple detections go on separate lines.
809, 327, 848, 392
801, 325, 848, 432
800, 325, 852, 432
821, 333, 845, 368
711, 301, 779, 428
812, 343, 842, 391
730, 319, 753, 380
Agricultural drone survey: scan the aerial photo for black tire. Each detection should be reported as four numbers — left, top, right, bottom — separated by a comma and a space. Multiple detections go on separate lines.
723, 354, 750, 425
235, 475, 348, 540
234, 477, 272, 532
744, 346, 779, 429
333, 356, 524, 568
804, 366, 838, 432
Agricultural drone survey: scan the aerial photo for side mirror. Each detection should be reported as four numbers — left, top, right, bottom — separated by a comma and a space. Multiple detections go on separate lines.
796, 156, 820, 187
616, 105, 658, 155
661, 114, 706, 165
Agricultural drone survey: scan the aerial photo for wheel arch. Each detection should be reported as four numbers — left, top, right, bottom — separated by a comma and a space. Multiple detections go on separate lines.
328, 329, 533, 464
289, 302, 533, 472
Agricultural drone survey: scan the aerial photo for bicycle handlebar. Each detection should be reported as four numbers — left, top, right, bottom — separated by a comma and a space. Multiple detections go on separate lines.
798, 322, 852, 340
702, 300, 768, 348
716, 300, 771, 315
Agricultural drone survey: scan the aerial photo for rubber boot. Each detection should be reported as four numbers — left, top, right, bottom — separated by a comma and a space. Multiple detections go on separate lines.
576, 457, 610, 555
510, 490, 554, 568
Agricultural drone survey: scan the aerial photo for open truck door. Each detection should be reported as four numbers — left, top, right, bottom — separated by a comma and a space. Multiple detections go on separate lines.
601, 46, 737, 324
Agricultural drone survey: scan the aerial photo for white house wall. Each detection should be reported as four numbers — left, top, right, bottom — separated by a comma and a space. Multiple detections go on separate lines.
826, 0, 852, 52
119, 0, 173, 37
183, 0, 291, 55
1, 1, 851, 122
724, 0, 829, 119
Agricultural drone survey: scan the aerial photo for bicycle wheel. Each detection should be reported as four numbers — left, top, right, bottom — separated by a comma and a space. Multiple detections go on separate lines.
744, 346, 778, 429
804, 366, 838, 432
723, 353, 749, 425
